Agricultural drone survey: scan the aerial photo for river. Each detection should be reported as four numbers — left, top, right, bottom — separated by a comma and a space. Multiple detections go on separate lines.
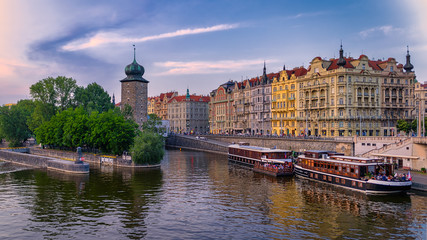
0, 150, 426, 239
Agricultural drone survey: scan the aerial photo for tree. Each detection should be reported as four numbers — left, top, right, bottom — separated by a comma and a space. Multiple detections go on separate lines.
27, 101, 57, 133
74, 82, 113, 113
87, 109, 138, 155
130, 131, 164, 165
0, 100, 34, 147
396, 119, 410, 134
30, 76, 77, 110
35, 107, 138, 154
142, 114, 163, 134
121, 104, 134, 121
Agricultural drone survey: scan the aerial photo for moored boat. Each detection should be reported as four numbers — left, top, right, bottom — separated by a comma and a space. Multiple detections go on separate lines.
228, 144, 294, 176
295, 150, 412, 195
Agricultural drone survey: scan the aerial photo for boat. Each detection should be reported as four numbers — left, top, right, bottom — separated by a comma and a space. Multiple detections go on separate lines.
295, 150, 412, 195
228, 144, 294, 176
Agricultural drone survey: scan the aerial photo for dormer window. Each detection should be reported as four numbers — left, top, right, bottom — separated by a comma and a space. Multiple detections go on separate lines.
390, 66, 394, 72
362, 64, 365, 70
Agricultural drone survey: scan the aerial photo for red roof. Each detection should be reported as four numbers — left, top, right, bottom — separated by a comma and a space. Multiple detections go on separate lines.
168, 95, 210, 103
367, 60, 383, 70
327, 57, 355, 70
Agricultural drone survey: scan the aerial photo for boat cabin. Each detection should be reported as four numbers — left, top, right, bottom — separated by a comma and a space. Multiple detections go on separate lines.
297, 151, 394, 180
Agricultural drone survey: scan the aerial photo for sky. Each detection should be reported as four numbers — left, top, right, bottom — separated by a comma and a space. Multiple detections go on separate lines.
0, 0, 426, 104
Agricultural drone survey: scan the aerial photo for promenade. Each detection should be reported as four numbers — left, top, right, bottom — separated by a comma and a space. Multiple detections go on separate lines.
396, 169, 427, 192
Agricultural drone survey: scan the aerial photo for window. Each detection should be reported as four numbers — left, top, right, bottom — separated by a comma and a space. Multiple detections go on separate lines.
362, 64, 366, 70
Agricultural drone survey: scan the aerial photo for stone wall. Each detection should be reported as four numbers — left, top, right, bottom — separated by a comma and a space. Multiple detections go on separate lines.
201, 136, 354, 155
166, 135, 228, 155
29, 148, 157, 168
0, 150, 47, 167
0, 149, 89, 173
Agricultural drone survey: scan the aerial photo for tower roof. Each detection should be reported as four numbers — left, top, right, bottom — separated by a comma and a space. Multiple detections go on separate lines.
403, 46, 414, 72
121, 46, 149, 83
336, 44, 346, 67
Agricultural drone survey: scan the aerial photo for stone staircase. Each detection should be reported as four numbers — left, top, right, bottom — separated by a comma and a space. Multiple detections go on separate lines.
359, 137, 412, 158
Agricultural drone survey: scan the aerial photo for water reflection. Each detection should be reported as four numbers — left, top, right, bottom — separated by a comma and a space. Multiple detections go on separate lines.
19, 164, 163, 239
0, 151, 425, 239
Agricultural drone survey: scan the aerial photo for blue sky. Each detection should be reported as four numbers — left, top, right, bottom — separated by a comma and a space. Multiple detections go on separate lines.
0, 0, 426, 104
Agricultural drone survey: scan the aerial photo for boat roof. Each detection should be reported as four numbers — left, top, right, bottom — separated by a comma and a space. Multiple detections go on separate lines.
298, 154, 386, 166
262, 158, 293, 163
229, 144, 291, 153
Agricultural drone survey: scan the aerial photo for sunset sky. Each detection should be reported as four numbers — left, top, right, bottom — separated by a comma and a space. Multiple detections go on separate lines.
0, 0, 426, 104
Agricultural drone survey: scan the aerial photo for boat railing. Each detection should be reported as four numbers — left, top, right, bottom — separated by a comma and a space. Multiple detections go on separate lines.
363, 174, 412, 182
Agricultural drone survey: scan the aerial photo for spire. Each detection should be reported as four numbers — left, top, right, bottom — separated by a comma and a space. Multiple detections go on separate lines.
283, 64, 286, 71
186, 87, 190, 100
112, 94, 115, 105
133, 44, 136, 62
262, 61, 268, 84
404, 45, 414, 72
337, 42, 346, 67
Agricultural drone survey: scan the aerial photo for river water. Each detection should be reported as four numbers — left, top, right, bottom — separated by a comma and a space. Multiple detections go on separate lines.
0, 150, 426, 239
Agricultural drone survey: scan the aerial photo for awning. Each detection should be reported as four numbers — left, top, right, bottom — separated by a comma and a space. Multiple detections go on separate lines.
371, 153, 419, 160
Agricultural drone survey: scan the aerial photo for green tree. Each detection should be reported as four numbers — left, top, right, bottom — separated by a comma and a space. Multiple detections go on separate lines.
62, 107, 89, 149
142, 114, 163, 134
396, 119, 410, 133
130, 131, 164, 165
121, 104, 133, 120
30, 76, 77, 110
87, 109, 138, 155
74, 82, 113, 113
27, 101, 56, 132
0, 100, 34, 147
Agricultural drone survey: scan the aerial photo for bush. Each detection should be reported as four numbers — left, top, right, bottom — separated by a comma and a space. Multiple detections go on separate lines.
421, 168, 426, 173
130, 131, 164, 165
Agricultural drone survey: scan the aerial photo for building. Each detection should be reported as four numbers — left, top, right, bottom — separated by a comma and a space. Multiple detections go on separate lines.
249, 63, 277, 135
271, 66, 307, 136
414, 81, 427, 136
120, 47, 148, 125
167, 89, 210, 134
231, 80, 251, 134
209, 81, 235, 134
148, 91, 178, 120
290, 45, 415, 137
210, 45, 416, 137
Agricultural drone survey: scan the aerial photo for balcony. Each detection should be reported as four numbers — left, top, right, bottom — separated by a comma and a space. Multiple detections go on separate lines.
288, 97, 295, 100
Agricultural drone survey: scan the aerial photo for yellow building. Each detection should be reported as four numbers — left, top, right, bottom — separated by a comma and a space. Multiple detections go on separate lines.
272, 66, 307, 136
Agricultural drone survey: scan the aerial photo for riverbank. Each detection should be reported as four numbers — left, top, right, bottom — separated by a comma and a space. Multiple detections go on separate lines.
396, 169, 427, 192
0, 149, 89, 174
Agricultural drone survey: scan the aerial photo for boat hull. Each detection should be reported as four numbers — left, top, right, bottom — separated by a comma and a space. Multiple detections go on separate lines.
253, 167, 293, 177
294, 165, 411, 195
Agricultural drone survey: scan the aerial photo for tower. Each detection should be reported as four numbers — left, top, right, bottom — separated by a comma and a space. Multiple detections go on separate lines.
403, 46, 414, 72
120, 46, 149, 125
337, 43, 346, 67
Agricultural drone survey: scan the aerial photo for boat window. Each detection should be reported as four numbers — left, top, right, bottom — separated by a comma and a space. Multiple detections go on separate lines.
350, 167, 355, 173
342, 166, 346, 172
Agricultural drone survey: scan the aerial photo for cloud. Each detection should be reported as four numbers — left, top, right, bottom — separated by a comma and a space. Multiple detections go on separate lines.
62, 23, 239, 51
359, 25, 403, 39
154, 59, 278, 75
286, 11, 327, 20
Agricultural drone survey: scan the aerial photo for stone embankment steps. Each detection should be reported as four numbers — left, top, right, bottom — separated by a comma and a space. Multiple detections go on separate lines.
359, 137, 412, 158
